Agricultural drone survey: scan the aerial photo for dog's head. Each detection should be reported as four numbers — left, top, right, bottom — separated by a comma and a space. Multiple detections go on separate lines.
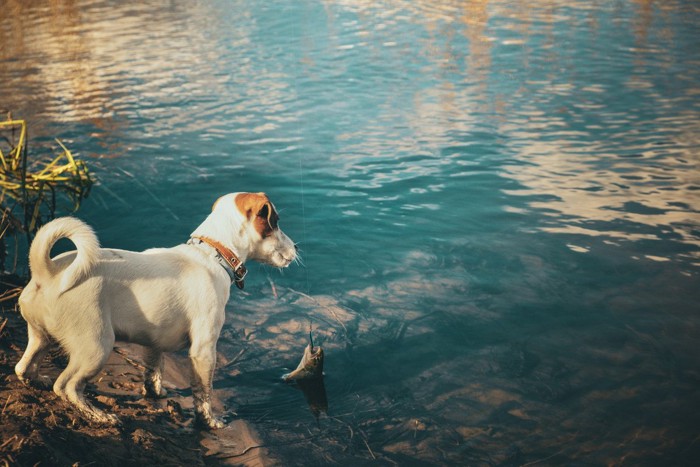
210, 192, 297, 268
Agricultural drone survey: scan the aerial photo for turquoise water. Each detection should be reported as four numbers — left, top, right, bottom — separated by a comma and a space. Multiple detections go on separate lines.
2, 1, 700, 464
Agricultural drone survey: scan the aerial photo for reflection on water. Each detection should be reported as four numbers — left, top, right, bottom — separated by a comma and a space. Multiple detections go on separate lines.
502, 117, 700, 255
2, 0, 700, 465
293, 378, 329, 420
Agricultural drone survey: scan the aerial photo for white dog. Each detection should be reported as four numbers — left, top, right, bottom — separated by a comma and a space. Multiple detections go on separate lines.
15, 192, 297, 429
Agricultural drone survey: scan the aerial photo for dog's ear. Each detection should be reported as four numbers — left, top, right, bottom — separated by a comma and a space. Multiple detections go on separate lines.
235, 192, 267, 219
235, 192, 278, 234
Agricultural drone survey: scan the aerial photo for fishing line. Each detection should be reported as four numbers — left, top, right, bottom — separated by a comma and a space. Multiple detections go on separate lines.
297, 3, 311, 296
298, 154, 310, 295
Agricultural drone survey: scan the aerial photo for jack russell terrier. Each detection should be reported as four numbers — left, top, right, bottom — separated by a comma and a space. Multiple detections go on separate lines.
14, 192, 297, 429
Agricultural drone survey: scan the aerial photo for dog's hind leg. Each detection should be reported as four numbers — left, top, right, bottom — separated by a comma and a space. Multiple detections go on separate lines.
55, 332, 118, 425
15, 323, 52, 388
189, 337, 224, 429
143, 348, 167, 398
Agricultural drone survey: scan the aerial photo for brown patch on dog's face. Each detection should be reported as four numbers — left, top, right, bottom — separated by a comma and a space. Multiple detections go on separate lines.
234, 192, 279, 237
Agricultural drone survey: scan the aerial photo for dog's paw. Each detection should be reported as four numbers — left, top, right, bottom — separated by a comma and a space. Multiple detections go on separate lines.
142, 385, 168, 399
16, 373, 52, 390
35, 374, 53, 389
16, 374, 30, 386
89, 411, 120, 427
209, 417, 225, 430
195, 412, 226, 430
77, 404, 121, 427
104, 413, 121, 426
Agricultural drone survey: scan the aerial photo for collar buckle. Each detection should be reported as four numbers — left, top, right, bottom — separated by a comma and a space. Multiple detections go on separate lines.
233, 264, 247, 290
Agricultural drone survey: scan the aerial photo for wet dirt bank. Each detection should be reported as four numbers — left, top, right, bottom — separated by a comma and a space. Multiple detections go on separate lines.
0, 304, 269, 466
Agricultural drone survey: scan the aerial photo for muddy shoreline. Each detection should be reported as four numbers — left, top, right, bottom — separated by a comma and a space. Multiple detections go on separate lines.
0, 302, 269, 466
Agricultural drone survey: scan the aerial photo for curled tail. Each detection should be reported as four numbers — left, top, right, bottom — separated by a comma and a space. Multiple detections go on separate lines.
29, 217, 100, 293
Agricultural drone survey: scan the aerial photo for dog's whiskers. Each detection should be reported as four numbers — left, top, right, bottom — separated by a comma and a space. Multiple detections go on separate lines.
293, 255, 305, 268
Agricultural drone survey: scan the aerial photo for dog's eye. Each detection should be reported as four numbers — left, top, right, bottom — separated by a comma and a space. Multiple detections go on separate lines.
257, 203, 270, 219
254, 215, 275, 238
256, 203, 279, 231
268, 212, 279, 229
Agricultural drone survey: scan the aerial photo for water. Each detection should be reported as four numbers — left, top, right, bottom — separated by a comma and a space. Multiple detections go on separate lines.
2, 1, 700, 464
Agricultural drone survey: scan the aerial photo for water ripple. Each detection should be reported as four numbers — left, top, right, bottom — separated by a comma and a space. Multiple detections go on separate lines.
2, 1, 700, 464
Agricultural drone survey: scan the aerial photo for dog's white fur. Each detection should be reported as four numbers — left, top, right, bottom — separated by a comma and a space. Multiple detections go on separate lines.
15, 192, 296, 428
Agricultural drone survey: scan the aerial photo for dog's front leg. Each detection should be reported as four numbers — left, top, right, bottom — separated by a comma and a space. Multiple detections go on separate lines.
189, 340, 224, 429
143, 348, 166, 398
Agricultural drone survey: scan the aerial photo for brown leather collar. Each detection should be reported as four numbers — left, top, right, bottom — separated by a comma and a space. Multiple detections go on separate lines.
191, 236, 247, 289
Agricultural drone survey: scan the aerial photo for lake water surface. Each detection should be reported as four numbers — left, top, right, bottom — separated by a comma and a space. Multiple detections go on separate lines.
1, 1, 699, 465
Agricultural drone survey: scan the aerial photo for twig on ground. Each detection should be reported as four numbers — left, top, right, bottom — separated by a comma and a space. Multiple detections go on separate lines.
113, 347, 145, 370
267, 277, 278, 299
221, 348, 247, 369
217, 444, 265, 458
329, 416, 355, 441
361, 433, 376, 460
0, 288, 21, 303
0, 434, 18, 450
214, 434, 319, 460
2, 395, 13, 416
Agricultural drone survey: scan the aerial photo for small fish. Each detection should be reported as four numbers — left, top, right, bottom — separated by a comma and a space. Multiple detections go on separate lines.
283, 329, 324, 381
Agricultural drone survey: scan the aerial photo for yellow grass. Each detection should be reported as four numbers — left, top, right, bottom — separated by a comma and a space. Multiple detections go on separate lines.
0, 118, 92, 272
